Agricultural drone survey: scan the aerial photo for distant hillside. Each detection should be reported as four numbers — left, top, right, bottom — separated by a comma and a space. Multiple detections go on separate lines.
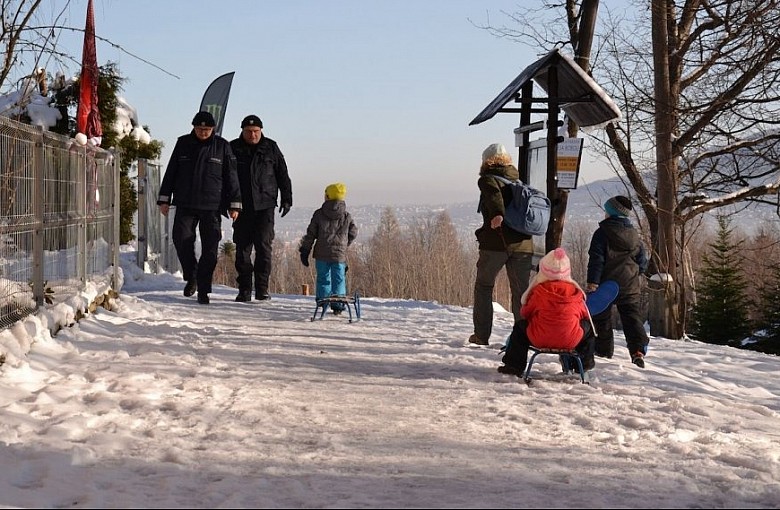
273, 178, 616, 244
270, 175, 779, 245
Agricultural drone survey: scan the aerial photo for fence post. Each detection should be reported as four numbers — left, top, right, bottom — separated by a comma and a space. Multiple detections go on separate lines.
111, 150, 121, 288
78, 149, 88, 290
136, 159, 147, 270
163, 207, 180, 274
32, 128, 45, 306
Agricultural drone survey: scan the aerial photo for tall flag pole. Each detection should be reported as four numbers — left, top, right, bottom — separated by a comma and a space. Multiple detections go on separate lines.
76, 0, 102, 146
199, 72, 235, 137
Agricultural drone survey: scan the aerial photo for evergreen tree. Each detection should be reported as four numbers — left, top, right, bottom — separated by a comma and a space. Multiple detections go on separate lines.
51, 62, 163, 244
220, 241, 236, 258
690, 216, 752, 346
751, 260, 780, 355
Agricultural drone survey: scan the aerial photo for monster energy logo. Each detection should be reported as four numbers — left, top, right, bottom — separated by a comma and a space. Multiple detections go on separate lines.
204, 104, 223, 125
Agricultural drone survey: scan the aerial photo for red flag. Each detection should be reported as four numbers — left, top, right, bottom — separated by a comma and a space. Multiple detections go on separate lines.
77, 0, 102, 143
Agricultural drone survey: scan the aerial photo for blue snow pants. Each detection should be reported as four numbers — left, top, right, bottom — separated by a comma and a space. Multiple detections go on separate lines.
315, 260, 347, 311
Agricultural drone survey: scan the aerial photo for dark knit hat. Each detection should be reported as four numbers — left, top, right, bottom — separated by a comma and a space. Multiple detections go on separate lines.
241, 115, 263, 129
604, 195, 632, 217
192, 111, 216, 127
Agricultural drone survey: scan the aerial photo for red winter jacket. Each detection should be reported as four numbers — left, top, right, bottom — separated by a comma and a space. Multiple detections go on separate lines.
520, 280, 588, 350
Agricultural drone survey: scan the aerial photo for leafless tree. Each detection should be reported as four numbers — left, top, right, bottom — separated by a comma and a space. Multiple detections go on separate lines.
739, 225, 780, 323
213, 241, 237, 287
473, 0, 602, 253
405, 211, 473, 305
361, 207, 404, 299
1, 0, 178, 99
268, 240, 303, 295
598, 0, 780, 336
476, 0, 780, 337
0, 0, 49, 93
562, 218, 595, 284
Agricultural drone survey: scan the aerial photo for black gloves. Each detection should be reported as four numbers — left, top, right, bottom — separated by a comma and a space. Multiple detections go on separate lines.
280, 202, 291, 217
300, 249, 310, 267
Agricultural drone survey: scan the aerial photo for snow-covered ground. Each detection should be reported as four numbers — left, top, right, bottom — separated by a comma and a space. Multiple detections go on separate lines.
0, 252, 778, 508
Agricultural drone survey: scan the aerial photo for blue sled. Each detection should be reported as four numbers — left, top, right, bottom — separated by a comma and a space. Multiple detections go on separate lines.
586, 280, 619, 316
311, 292, 361, 323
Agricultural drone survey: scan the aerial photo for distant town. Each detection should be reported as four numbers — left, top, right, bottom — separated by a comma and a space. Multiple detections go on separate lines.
265, 175, 779, 245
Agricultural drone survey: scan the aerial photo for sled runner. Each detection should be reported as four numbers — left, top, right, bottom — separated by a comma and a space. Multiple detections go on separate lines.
500, 338, 589, 384
311, 291, 361, 323
524, 346, 590, 384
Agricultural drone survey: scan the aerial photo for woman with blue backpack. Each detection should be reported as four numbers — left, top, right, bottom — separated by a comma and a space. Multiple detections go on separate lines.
468, 143, 535, 346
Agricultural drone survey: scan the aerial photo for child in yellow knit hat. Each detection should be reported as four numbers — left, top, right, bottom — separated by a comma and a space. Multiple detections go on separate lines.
324, 183, 347, 201
298, 183, 357, 314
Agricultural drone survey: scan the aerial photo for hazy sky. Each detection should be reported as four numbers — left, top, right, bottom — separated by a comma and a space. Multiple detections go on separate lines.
48, 0, 625, 207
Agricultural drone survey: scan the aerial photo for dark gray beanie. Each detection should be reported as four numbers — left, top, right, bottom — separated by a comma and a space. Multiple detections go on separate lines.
604, 195, 632, 217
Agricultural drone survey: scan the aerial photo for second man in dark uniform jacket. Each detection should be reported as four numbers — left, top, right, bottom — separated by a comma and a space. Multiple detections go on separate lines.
230, 115, 293, 302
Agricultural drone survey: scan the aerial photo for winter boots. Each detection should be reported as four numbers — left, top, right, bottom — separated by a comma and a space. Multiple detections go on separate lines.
183, 280, 197, 297
235, 290, 252, 302
468, 334, 488, 346
497, 364, 525, 377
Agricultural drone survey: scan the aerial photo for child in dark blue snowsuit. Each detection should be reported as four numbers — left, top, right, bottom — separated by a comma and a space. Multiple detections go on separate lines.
586, 195, 649, 368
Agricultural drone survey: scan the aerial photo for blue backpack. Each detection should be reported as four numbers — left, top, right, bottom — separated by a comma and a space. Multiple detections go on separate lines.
489, 175, 551, 236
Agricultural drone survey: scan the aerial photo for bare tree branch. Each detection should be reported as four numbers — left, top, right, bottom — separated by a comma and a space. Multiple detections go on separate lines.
22, 24, 180, 79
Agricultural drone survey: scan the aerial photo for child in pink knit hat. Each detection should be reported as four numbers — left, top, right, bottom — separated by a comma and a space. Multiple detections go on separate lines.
498, 247, 596, 376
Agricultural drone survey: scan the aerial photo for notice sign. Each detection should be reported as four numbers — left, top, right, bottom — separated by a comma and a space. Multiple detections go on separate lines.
556, 138, 584, 189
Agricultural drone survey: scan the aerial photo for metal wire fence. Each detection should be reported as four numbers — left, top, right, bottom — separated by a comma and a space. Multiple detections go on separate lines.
0, 116, 119, 330
135, 158, 179, 275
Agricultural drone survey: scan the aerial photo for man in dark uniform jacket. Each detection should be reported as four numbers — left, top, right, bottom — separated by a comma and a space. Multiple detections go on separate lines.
157, 111, 242, 305
230, 115, 293, 302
